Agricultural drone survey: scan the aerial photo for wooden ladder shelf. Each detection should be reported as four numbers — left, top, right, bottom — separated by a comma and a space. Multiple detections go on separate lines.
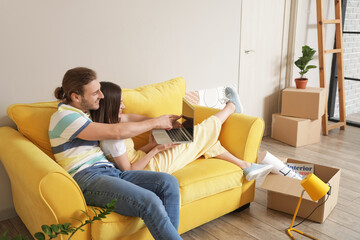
316, 0, 346, 135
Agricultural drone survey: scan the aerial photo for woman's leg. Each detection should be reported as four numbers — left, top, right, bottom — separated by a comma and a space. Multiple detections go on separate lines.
214, 151, 251, 169
212, 150, 273, 181
209, 92, 273, 180
213, 102, 236, 124
203, 102, 250, 169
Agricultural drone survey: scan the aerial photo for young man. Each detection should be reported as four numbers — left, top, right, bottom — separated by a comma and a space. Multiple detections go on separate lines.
49, 67, 182, 240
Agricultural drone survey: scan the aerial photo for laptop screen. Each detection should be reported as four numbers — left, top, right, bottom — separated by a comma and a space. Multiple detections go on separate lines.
181, 99, 195, 137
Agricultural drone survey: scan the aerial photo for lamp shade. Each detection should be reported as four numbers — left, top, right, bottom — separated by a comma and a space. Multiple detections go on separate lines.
301, 173, 330, 201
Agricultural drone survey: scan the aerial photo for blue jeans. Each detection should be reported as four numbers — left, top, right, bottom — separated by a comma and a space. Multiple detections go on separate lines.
73, 164, 182, 240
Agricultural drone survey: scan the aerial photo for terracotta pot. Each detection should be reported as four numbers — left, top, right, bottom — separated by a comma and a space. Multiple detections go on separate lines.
295, 78, 308, 89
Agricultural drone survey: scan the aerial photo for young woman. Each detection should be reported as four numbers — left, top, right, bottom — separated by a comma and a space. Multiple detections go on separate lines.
90, 82, 272, 181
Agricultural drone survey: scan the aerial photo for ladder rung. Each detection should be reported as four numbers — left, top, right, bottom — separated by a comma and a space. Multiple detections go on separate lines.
324, 49, 342, 54
328, 122, 346, 130
322, 19, 341, 24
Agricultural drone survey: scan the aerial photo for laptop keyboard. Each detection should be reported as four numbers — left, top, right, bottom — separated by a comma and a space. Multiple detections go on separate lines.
166, 128, 189, 142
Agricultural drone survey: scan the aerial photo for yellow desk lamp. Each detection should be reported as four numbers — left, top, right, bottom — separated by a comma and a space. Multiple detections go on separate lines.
287, 173, 331, 240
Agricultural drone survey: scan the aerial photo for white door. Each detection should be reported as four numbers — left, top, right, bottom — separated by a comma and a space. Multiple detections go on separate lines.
238, 0, 290, 135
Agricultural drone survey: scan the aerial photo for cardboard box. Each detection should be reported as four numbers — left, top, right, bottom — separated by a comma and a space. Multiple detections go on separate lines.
281, 87, 326, 120
261, 158, 341, 223
271, 113, 321, 147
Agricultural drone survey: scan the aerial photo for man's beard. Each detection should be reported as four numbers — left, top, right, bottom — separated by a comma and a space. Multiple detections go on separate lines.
80, 99, 99, 111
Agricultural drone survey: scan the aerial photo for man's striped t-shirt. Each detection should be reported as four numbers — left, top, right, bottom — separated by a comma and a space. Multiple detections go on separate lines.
49, 103, 111, 176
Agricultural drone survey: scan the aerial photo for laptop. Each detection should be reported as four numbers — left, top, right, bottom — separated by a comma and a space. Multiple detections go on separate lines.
152, 98, 195, 144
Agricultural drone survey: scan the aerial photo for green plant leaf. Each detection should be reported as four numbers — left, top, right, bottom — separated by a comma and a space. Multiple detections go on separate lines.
41, 225, 53, 236
295, 59, 306, 70
1, 231, 9, 240
90, 207, 97, 216
70, 217, 84, 225
50, 224, 60, 233
59, 231, 69, 235
13, 235, 23, 240
80, 210, 91, 220
295, 45, 316, 78
61, 223, 72, 230
106, 199, 117, 209
305, 65, 317, 71
302, 45, 316, 59
48, 234, 57, 239
34, 232, 45, 240
98, 209, 105, 214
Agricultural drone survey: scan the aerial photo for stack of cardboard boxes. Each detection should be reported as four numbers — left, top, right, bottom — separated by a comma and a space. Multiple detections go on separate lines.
271, 87, 326, 147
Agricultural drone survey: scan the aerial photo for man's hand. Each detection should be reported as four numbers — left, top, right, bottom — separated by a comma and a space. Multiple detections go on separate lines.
155, 115, 181, 130
172, 114, 183, 128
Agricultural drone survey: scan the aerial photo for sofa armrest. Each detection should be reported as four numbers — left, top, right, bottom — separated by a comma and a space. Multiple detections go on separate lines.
0, 127, 90, 239
194, 105, 265, 164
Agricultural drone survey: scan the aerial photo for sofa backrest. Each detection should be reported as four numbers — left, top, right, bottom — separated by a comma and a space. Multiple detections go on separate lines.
122, 77, 186, 147
7, 77, 186, 158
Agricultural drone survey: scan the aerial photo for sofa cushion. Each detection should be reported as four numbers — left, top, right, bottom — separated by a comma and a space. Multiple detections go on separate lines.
7, 101, 59, 159
122, 77, 186, 147
122, 77, 186, 117
173, 157, 243, 205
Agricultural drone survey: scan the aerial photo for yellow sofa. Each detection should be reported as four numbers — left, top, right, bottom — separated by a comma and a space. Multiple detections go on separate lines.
0, 78, 264, 240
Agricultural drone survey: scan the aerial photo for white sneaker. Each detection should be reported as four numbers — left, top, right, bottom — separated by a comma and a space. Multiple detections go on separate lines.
259, 151, 303, 180
243, 163, 273, 181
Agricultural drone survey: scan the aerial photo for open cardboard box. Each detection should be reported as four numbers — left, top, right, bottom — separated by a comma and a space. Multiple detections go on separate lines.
261, 158, 341, 223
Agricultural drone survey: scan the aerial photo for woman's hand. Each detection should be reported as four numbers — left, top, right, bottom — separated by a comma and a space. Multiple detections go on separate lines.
147, 133, 158, 149
149, 133, 179, 153
154, 143, 179, 153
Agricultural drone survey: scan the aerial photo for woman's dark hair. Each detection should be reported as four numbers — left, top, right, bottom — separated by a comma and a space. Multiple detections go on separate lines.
90, 81, 122, 124
54, 67, 97, 103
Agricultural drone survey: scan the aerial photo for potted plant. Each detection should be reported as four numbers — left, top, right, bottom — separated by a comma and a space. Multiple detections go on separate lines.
294, 45, 317, 89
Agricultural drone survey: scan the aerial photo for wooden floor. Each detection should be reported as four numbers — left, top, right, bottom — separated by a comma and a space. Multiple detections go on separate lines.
1, 125, 359, 240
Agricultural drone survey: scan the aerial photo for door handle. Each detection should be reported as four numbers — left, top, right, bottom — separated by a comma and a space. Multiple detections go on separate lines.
244, 50, 255, 54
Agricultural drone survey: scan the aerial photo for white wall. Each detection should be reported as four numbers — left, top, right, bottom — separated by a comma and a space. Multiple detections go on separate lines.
0, 0, 241, 220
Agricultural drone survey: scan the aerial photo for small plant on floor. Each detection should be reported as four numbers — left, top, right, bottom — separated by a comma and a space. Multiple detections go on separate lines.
1, 199, 116, 240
